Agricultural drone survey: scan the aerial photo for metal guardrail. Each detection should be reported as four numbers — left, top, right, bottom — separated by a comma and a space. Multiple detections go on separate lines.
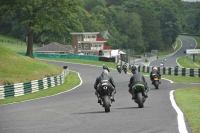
0, 68, 69, 99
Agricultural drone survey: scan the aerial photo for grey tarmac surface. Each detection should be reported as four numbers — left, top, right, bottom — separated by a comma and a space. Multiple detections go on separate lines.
150, 37, 197, 67
0, 60, 199, 133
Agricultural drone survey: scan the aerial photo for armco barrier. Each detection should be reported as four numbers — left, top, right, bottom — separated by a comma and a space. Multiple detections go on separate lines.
138, 66, 200, 77
0, 69, 69, 99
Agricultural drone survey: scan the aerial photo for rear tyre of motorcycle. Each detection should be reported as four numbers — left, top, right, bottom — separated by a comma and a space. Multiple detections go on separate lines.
103, 95, 110, 112
137, 93, 144, 108
155, 81, 159, 89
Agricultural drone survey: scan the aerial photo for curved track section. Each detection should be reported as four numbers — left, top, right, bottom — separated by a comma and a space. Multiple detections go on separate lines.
150, 37, 197, 67
0, 60, 199, 133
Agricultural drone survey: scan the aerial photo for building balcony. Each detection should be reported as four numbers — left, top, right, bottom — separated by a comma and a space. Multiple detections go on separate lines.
91, 47, 102, 51
83, 38, 96, 42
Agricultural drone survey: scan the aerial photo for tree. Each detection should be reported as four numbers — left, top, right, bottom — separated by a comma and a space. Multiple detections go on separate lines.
156, 0, 182, 49
0, 0, 81, 58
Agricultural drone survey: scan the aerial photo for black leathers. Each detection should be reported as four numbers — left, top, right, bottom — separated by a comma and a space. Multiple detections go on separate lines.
128, 72, 147, 89
94, 73, 115, 92
150, 69, 161, 80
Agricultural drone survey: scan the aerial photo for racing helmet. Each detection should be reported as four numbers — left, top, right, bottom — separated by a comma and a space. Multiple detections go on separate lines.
103, 64, 108, 69
102, 69, 108, 75
131, 65, 137, 71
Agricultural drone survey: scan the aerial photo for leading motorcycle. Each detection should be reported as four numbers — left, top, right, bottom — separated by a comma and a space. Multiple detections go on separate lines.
132, 84, 146, 108
98, 82, 112, 112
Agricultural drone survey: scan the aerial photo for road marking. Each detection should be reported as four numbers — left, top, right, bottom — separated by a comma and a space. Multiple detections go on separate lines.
161, 78, 173, 83
170, 90, 188, 133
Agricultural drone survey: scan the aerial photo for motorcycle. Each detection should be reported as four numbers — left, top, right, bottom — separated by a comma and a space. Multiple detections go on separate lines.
99, 82, 112, 112
122, 65, 127, 74
132, 84, 146, 108
152, 74, 159, 89
117, 65, 122, 73
160, 63, 164, 67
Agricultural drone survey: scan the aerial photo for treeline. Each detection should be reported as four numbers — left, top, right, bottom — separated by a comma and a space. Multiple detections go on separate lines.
0, 0, 200, 56
182, 1, 200, 35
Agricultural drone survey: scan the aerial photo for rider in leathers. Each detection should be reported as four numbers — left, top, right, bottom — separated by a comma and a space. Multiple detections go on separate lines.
128, 70, 149, 99
103, 65, 110, 72
150, 67, 161, 84
94, 70, 116, 104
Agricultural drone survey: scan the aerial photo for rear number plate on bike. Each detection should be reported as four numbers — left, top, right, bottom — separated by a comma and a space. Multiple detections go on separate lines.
154, 77, 158, 80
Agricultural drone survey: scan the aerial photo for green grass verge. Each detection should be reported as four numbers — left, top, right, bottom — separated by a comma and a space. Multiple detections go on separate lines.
0, 71, 80, 105
0, 46, 63, 85
38, 58, 117, 69
174, 87, 200, 133
0, 35, 38, 52
177, 56, 200, 68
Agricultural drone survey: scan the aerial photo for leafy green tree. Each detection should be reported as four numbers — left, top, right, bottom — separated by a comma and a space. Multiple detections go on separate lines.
156, 0, 182, 49
116, 11, 143, 51
84, 0, 106, 12
122, 0, 162, 52
194, 9, 200, 35
106, 0, 125, 7
0, 0, 81, 58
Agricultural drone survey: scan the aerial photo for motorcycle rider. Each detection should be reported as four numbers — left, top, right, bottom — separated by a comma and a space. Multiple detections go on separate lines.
116, 63, 122, 72
150, 67, 161, 84
131, 65, 138, 74
94, 69, 116, 104
128, 70, 149, 99
160, 61, 164, 67
122, 63, 127, 70
103, 64, 110, 72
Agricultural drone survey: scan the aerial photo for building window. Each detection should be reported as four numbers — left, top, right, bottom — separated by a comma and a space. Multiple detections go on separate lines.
84, 44, 89, 49
78, 35, 82, 41
78, 43, 82, 50
85, 34, 96, 39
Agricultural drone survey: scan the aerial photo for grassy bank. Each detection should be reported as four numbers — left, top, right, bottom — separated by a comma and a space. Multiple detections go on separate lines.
0, 46, 63, 85
0, 71, 80, 105
157, 38, 182, 58
39, 58, 117, 69
0, 35, 38, 52
177, 56, 200, 68
174, 87, 200, 133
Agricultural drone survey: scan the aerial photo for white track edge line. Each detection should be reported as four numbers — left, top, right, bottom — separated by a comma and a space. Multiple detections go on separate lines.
170, 90, 188, 133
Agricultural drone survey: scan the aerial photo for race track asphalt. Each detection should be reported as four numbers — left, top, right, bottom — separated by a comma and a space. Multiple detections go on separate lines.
150, 37, 197, 67
0, 37, 199, 133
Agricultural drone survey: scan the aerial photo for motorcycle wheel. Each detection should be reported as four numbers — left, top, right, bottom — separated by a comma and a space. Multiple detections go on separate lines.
103, 95, 111, 112
137, 93, 144, 108
154, 81, 159, 89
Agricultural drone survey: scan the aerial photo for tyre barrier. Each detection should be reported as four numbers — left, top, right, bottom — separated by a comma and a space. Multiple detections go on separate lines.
0, 68, 69, 99
138, 66, 200, 77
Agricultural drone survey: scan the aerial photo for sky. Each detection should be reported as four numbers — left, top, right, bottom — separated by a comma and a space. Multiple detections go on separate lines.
182, 0, 200, 1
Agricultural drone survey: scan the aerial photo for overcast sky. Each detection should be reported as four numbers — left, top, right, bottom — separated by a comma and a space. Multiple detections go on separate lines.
182, 0, 200, 2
